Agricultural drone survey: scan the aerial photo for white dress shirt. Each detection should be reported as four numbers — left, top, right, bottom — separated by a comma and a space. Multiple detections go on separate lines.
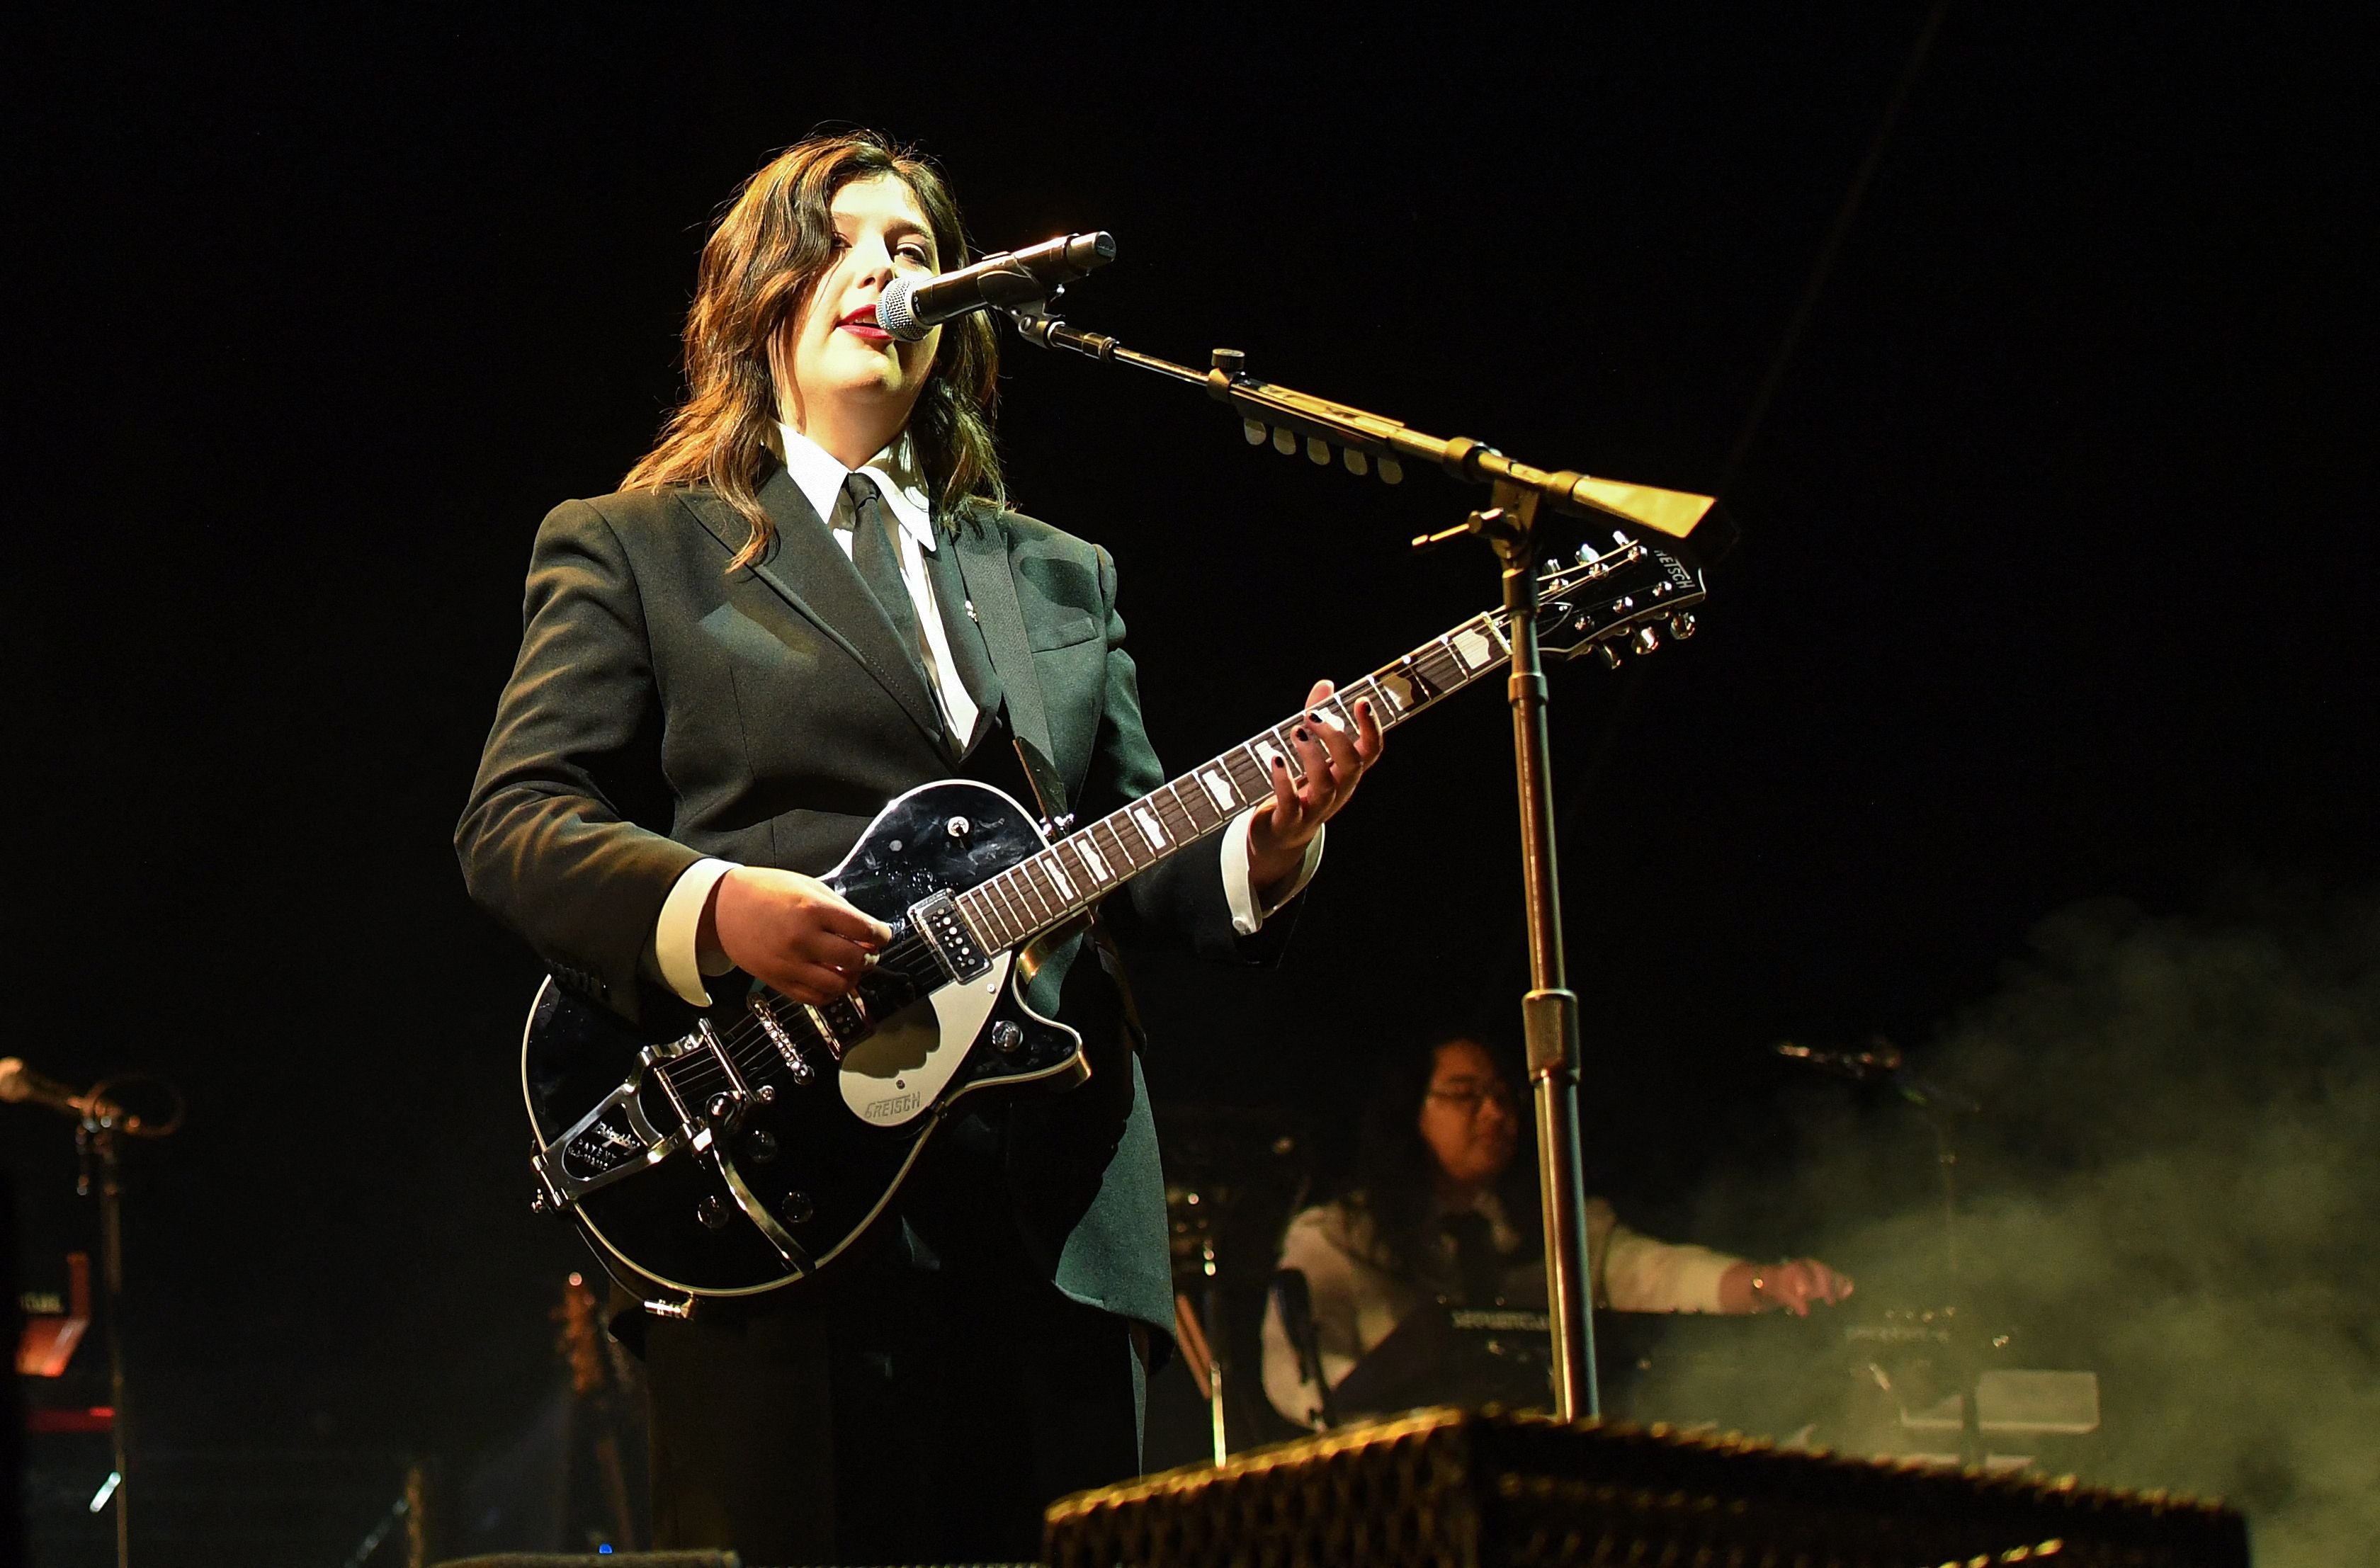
647, 426, 1320, 1005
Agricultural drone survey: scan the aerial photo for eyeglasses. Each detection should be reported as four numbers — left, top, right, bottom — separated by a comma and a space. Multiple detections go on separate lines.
1426, 1080, 1519, 1115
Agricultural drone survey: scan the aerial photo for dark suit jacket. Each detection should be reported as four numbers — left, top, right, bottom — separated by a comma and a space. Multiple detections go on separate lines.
458, 462, 1289, 1334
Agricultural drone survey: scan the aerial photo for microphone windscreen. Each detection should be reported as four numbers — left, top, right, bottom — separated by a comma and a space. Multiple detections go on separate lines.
874, 276, 929, 343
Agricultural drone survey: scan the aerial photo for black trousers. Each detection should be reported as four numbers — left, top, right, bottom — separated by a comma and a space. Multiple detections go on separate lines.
643, 1130, 1147, 1563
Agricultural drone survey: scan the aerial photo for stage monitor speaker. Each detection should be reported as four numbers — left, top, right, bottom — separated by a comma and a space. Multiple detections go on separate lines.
1045, 1407, 2248, 1568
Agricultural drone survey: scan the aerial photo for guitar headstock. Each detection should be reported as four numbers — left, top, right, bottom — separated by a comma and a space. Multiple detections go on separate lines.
1530, 531, 1707, 666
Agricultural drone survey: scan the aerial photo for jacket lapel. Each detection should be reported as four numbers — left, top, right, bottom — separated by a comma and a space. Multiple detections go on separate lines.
950, 513, 1071, 819
686, 465, 945, 750
922, 524, 1003, 760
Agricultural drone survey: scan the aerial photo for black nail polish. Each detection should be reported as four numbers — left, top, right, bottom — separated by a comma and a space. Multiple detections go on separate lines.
1295, 727, 1311, 742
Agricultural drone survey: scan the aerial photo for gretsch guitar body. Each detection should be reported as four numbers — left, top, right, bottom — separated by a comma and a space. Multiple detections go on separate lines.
521, 780, 1082, 1298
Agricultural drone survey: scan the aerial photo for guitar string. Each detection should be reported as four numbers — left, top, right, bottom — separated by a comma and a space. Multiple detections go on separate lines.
650, 669, 1425, 1110
990, 551, 1670, 940
962, 666, 1424, 952
650, 936, 946, 1101
649, 632, 1497, 1103
635, 551, 1668, 1108
948, 550, 1677, 955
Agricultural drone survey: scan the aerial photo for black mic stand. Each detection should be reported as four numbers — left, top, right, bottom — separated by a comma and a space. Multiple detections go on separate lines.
74, 1103, 134, 1568
1779, 1040, 1988, 1465
28, 1072, 182, 1568
1011, 308, 1724, 1421
1893, 1068, 1984, 1467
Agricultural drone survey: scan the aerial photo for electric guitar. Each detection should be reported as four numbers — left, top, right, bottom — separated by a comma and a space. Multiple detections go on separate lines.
521, 531, 1706, 1307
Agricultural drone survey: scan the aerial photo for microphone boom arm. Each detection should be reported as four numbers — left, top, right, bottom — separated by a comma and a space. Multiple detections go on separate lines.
1011, 314, 1723, 544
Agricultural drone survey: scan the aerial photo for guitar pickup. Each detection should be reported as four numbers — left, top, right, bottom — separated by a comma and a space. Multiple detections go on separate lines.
911, 890, 992, 983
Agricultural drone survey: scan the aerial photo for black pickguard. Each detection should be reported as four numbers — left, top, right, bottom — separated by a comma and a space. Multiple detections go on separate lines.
519, 780, 1084, 1300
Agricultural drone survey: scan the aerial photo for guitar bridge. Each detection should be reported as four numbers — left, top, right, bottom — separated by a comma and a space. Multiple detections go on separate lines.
911, 889, 992, 983
747, 995, 815, 1083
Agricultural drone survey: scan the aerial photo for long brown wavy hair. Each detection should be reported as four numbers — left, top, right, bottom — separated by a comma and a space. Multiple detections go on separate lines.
623, 130, 1005, 570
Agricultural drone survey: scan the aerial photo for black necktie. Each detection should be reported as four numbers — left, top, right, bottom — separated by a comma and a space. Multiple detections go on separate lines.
842, 472, 927, 678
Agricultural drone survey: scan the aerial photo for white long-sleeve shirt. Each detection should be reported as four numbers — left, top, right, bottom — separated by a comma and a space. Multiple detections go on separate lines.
1259, 1191, 1742, 1428
645, 427, 1320, 1005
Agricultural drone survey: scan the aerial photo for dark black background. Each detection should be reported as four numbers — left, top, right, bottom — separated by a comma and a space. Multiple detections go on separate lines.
6, 0, 2370, 1484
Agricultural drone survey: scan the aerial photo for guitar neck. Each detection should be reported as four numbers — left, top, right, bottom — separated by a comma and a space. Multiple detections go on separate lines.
952, 607, 1515, 955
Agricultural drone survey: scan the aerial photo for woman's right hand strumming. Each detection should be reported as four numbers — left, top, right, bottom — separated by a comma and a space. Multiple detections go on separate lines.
701, 867, 892, 1005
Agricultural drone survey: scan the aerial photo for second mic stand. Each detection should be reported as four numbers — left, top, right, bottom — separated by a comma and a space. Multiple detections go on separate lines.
1899, 1072, 1983, 1467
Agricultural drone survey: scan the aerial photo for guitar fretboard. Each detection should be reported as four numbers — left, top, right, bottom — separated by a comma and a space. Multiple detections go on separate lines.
951, 609, 1514, 955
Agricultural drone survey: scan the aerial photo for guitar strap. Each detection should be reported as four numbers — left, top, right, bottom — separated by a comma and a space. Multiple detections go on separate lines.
949, 513, 1150, 1051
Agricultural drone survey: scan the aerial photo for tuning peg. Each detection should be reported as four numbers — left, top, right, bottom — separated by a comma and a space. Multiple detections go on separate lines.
1271, 426, 1297, 455
1632, 625, 1661, 656
1666, 611, 1697, 640
1378, 456, 1404, 484
1306, 436, 1332, 465
1344, 448, 1370, 476
1597, 644, 1624, 671
1242, 419, 1265, 445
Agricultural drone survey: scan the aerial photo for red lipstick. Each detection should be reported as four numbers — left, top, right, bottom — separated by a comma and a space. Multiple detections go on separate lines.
839, 305, 892, 343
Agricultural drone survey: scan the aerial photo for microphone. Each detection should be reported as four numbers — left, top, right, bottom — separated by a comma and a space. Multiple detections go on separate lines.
0, 1056, 134, 1127
875, 231, 1116, 342
1773, 1039, 1903, 1081
1772, 1040, 1980, 1113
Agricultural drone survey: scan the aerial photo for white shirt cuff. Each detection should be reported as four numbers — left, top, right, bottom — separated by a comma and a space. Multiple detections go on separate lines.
654, 858, 742, 1006
1222, 812, 1323, 936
